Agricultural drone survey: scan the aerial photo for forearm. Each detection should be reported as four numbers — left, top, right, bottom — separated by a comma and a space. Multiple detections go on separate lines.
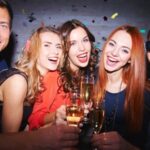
0, 129, 53, 150
43, 112, 56, 125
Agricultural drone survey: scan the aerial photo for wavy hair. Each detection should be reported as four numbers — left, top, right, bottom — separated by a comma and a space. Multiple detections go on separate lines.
57, 19, 98, 93
15, 26, 63, 104
96, 25, 146, 133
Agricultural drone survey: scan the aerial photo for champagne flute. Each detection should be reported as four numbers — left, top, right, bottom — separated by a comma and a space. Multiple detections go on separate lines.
80, 76, 94, 121
66, 90, 84, 127
90, 86, 105, 134
90, 101, 105, 134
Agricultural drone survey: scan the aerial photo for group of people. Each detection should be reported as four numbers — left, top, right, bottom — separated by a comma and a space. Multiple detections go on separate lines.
0, 0, 150, 150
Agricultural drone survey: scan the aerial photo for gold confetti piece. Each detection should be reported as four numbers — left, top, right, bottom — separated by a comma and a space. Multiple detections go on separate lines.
111, 13, 119, 19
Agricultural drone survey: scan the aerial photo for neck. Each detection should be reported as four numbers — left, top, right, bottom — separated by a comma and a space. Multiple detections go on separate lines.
106, 71, 125, 93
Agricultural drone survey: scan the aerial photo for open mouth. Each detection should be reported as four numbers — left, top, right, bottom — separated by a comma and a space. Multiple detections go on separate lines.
106, 56, 119, 66
48, 57, 58, 64
77, 52, 88, 63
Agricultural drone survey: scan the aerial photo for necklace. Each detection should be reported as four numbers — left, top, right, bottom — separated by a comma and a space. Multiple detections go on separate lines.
103, 81, 123, 131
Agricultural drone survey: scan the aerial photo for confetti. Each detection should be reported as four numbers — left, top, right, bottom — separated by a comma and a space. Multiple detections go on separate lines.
102, 37, 107, 41
111, 13, 119, 19
140, 29, 146, 34
103, 16, 108, 21
28, 13, 36, 23
92, 20, 95, 23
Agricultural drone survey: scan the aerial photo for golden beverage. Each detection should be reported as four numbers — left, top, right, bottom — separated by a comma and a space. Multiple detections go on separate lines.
80, 83, 94, 102
90, 108, 105, 134
66, 105, 84, 127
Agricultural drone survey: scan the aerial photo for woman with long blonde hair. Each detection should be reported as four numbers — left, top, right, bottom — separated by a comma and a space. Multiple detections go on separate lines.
0, 26, 63, 132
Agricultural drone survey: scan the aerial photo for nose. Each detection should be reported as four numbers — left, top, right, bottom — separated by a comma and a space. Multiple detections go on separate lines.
78, 42, 85, 51
111, 46, 120, 56
51, 45, 59, 55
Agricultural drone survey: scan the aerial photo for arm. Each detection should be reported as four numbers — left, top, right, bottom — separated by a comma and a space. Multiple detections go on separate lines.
28, 89, 70, 130
0, 124, 80, 150
2, 74, 27, 132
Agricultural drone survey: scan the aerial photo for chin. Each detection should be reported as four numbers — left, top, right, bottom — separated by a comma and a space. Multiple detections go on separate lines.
80, 63, 88, 68
48, 66, 57, 71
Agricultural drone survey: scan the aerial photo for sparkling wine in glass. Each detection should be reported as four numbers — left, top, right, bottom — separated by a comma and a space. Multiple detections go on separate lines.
90, 101, 105, 134
66, 90, 84, 127
80, 76, 94, 122
90, 85, 105, 134
80, 76, 94, 104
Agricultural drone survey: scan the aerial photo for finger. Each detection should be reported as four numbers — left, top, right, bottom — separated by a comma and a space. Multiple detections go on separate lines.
56, 118, 67, 125
63, 133, 79, 140
61, 140, 79, 147
62, 126, 80, 133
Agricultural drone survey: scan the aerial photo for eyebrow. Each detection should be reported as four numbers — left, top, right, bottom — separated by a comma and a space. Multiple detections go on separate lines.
109, 39, 116, 44
43, 41, 52, 44
110, 39, 130, 50
0, 21, 9, 25
43, 41, 62, 46
70, 35, 89, 42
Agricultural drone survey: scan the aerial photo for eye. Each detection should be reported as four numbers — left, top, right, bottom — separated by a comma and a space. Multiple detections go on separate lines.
122, 48, 129, 54
44, 44, 50, 47
70, 41, 76, 46
56, 45, 62, 49
0, 24, 9, 29
108, 41, 115, 47
83, 38, 90, 42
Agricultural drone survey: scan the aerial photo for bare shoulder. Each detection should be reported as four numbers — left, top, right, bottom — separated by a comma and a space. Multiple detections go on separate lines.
2, 74, 28, 103
3, 74, 27, 88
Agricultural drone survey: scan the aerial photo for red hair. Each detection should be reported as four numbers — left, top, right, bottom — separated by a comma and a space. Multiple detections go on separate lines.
96, 25, 145, 132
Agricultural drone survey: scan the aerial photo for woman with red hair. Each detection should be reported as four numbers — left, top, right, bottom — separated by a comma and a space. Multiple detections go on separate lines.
91, 25, 150, 150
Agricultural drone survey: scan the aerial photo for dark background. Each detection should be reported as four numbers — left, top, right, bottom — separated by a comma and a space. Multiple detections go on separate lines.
7, 0, 150, 63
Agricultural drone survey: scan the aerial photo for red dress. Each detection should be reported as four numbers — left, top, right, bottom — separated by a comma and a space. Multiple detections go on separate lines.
28, 71, 69, 130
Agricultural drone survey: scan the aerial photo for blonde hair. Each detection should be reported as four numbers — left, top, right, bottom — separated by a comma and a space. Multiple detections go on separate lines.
15, 26, 63, 104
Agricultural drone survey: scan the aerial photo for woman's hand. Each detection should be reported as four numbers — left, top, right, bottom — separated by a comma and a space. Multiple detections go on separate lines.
56, 105, 67, 125
91, 131, 139, 150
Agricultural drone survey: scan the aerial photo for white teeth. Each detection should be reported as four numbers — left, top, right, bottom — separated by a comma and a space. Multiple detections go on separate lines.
108, 56, 118, 62
48, 57, 58, 61
78, 53, 87, 58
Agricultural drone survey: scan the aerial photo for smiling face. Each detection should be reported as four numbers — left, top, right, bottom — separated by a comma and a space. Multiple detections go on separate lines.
37, 31, 63, 75
103, 30, 132, 73
0, 7, 10, 51
68, 27, 91, 71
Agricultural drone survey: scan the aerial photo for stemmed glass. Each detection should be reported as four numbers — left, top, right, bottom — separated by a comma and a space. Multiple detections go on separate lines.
80, 75, 94, 122
90, 86, 105, 134
66, 89, 84, 127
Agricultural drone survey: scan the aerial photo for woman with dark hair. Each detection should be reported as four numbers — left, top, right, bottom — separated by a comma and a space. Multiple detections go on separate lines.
58, 19, 97, 94
91, 25, 150, 150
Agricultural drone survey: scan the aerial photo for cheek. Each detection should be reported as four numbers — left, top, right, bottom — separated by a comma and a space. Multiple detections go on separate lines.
86, 43, 91, 51
58, 51, 63, 58
121, 56, 131, 64
68, 48, 75, 59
